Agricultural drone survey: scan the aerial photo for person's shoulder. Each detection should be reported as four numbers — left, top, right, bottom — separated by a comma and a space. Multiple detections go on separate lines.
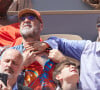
18, 84, 32, 90
85, 40, 94, 45
83, 40, 97, 50
10, 44, 23, 49
9, 44, 24, 53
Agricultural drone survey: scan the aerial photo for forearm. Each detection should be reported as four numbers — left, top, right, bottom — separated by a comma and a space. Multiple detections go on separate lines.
44, 36, 87, 60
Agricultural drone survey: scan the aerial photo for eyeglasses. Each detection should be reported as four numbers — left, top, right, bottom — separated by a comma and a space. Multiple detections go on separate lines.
97, 23, 100, 28
20, 16, 36, 21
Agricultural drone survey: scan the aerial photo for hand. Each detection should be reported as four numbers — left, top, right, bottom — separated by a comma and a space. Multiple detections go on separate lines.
48, 49, 67, 63
0, 80, 12, 90
24, 41, 49, 54
23, 49, 37, 67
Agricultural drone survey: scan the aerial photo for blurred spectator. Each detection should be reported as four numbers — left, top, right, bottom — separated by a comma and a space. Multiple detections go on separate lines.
0, 0, 21, 47
0, 0, 32, 47
83, 0, 100, 9
0, 0, 18, 27
0, 49, 32, 90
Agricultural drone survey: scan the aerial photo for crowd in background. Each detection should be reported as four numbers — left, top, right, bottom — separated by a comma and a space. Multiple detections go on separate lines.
0, 0, 100, 90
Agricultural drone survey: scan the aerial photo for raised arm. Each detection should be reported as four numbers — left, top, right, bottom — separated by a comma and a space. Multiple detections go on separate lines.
44, 36, 87, 61
23, 36, 87, 61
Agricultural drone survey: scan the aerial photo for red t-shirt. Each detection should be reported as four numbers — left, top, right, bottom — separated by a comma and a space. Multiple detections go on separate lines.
0, 23, 22, 47
23, 39, 56, 89
24, 59, 56, 90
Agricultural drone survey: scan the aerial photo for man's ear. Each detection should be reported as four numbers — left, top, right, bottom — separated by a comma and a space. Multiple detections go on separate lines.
56, 74, 62, 80
40, 23, 43, 31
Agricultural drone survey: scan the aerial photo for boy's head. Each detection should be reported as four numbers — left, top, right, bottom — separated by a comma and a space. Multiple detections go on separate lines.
53, 60, 79, 87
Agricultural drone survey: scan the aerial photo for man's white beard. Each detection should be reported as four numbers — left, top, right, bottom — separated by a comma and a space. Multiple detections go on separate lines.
20, 27, 38, 39
21, 28, 33, 35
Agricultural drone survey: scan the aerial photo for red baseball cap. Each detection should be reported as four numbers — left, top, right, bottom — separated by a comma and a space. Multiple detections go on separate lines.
18, 8, 43, 24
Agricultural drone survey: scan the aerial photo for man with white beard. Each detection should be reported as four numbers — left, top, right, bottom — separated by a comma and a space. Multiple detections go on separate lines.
11, 8, 64, 89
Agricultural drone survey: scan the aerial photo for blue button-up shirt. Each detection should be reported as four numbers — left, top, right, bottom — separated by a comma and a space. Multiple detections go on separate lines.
45, 36, 100, 90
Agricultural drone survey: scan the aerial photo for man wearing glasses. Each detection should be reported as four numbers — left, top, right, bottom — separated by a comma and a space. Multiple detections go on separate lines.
11, 8, 58, 90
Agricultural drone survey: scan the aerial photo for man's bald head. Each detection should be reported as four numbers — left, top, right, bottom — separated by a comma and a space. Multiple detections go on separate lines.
2, 49, 23, 62
0, 49, 23, 78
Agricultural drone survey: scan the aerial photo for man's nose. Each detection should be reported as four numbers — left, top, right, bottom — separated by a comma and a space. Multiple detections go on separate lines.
7, 61, 13, 66
70, 65, 76, 69
24, 17, 30, 22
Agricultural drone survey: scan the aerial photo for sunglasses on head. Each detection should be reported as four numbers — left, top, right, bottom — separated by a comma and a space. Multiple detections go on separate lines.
20, 16, 36, 21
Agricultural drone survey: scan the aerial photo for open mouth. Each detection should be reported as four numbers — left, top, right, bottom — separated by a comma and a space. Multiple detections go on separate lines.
70, 69, 77, 73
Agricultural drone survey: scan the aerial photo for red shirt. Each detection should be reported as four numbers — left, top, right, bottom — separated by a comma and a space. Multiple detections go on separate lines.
0, 23, 22, 47
23, 39, 56, 89
24, 59, 56, 90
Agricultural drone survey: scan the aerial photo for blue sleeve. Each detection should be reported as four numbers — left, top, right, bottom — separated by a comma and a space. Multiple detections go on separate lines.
44, 36, 87, 61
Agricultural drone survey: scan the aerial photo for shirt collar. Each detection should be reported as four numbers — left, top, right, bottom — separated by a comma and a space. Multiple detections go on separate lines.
12, 82, 18, 90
